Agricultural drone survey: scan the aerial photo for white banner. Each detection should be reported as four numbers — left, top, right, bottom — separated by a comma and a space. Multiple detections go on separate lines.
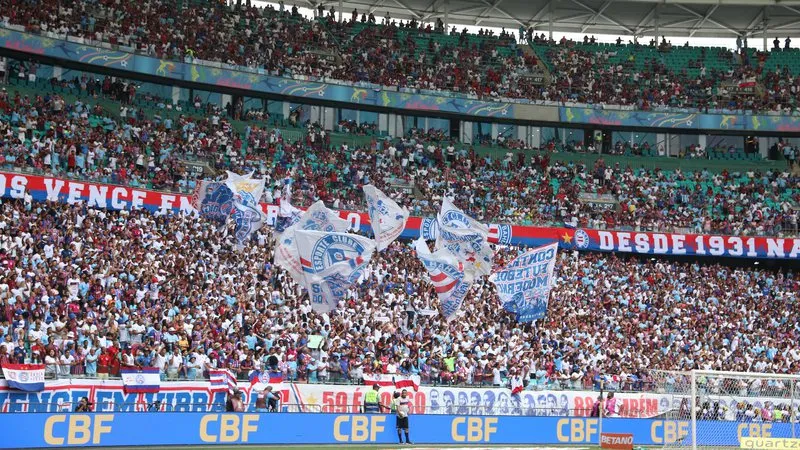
490, 243, 558, 323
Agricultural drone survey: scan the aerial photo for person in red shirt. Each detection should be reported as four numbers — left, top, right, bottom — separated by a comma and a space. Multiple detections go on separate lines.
97, 347, 112, 380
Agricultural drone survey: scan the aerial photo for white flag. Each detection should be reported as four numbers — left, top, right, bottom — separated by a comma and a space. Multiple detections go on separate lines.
414, 237, 472, 321
295, 230, 377, 313
274, 201, 350, 285
436, 197, 489, 243
225, 170, 264, 207
435, 198, 494, 277
363, 184, 409, 251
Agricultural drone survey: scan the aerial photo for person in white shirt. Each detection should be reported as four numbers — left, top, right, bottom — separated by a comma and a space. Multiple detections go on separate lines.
167, 350, 184, 379
59, 351, 75, 377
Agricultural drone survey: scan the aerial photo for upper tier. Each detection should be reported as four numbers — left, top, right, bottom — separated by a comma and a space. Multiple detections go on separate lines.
0, 1, 799, 131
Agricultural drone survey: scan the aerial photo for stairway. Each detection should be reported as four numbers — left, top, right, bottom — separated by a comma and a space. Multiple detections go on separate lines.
521, 41, 552, 86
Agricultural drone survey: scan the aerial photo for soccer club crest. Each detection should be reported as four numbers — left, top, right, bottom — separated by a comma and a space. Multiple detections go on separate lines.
421, 217, 439, 240
310, 234, 368, 277
441, 209, 473, 229
574, 229, 590, 249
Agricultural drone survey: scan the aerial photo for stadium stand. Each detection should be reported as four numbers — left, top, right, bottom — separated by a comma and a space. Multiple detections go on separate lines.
0, 76, 797, 237
0, 199, 797, 387
1, 0, 799, 113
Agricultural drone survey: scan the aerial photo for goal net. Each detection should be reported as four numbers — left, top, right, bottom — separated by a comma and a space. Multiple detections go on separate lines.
648, 370, 800, 450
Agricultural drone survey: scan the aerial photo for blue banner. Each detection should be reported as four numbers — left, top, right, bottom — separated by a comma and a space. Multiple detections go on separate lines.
0, 29, 515, 120
560, 106, 800, 132
0, 413, 798, 448
490, 243, 558, 322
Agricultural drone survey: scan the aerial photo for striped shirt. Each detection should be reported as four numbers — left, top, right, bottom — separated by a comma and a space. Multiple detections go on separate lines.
396, 397, 411, 417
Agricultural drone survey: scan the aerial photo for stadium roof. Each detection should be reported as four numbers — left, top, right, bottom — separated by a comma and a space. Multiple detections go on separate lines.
310, 0, 800, 40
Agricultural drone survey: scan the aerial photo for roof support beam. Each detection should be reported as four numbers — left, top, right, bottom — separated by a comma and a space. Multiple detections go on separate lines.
744, 7, 765, 34
389, 0, 423, 18
772, 19, 800, 31
688, 4, 718, 37
474, 0, 525, 27
367, 0, 386, 14
633, 4, 657, 35
675, 4, 739, 36
581, 1, 613, 33
570, 0, 633, 34
475, 0, 503, 24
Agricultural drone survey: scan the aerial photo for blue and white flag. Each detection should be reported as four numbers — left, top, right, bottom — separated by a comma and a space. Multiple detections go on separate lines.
435, 198, 494, 277
225, 170, 265, 209
295, 230, 377, 313
363, 184, 409, 251
233, 201, 267, 248
436, 197, 489, 243
489, 243, 558, 323
120, 367, 161, 393
274, 201, 351, 285
276, 195, 303, 233
2, 364, 45, 392
225, 171, 266, 248
414, 237, 472, 321
190, 180, 234, 223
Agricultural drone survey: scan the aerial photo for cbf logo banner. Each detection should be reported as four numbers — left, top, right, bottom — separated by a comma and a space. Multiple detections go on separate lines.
363, 184, 409, 251
414, 238, 472, 321
296, 230, 377, 313
274, 201, 351, 286
490, 243, 558, 323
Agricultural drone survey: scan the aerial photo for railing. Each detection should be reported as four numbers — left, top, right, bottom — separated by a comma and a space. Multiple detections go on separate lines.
1, 402, 657, 417
1, 370, 656, 394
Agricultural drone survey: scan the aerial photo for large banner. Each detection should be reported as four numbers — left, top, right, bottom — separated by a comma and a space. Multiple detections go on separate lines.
1, 171, 798, 259
0, 28, 518, 120
491, 243, 558, 323
0, 412, 796, 448
560, 106, 800, 132
3, 379, 790, 421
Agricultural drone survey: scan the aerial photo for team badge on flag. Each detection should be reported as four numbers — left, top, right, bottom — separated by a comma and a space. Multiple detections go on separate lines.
363, 184, 409, 251
190, 180, 234, 223
435, 198, 494, 277
224, 171, 267, 248
1, 364, 45, 392
120, 367, 161, 393
274, 201, 351, 286
295, 230, 377, 313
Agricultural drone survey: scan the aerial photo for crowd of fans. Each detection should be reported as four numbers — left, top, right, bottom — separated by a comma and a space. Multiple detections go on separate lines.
0, 86, 797, 237
0, 199, 797, 394
3, 0, 800, 112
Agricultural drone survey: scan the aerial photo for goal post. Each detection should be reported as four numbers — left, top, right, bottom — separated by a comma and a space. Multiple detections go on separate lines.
650, 370, 800, 450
